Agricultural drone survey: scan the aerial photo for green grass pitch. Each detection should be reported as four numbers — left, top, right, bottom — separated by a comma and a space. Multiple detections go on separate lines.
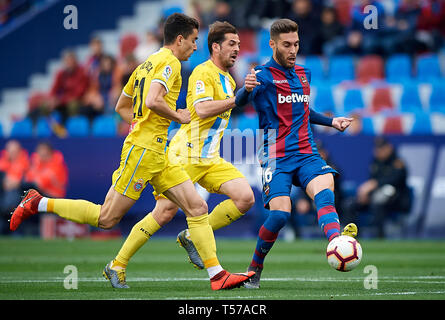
0, 237, 444, 300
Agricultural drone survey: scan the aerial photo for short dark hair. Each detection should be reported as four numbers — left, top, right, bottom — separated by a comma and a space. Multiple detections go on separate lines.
207, 21, 238, 55
163, 13, 199, 45
270, 19, 299, 40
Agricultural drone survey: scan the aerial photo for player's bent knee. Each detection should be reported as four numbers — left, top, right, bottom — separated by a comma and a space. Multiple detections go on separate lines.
233, 190, 255, 213
189, 199, 208, 217
98, 207, 122, 229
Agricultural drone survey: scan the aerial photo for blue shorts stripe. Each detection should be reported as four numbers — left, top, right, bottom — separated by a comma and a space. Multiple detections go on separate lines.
113, 144, 134, 188
123, 148, 146, 195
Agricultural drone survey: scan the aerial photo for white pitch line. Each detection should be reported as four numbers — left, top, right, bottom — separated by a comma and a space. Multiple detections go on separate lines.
1, 276, 445, 284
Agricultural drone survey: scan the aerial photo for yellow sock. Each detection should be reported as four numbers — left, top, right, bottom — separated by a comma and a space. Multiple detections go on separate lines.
47, 198, 100, 227
115, 213, 160, 267
186, 214, 219, 269
209, 199, 244, 231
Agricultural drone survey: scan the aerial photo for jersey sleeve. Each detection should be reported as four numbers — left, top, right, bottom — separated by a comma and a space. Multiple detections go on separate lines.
151, 57, 181, 94
122, 69, 137, 98
189, 68, 215, 106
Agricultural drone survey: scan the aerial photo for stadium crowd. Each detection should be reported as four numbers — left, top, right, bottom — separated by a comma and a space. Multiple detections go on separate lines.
13, 0, 445, 137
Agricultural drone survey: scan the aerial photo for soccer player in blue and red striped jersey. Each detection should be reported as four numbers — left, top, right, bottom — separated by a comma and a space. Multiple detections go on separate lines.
236, 19, 358, 289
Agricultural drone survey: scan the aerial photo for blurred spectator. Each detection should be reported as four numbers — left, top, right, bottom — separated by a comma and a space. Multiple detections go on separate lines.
244, 0, 292, 29
286, 0, 321, 56
0, 0, 11, 27
327, 0, 386, 56
134, 30, 161, 63
416, 0, 445, 52
114, 53, 139, 92
0, 140, 29, 224
342, 137, 412, 238
210, 0, 237, 26
382, 0, 423, 55
83, 54, 118, 120
24, 142, 68, 198
315, 6, 345, 56
84, 37, 105, 76
29, 50, 89, 125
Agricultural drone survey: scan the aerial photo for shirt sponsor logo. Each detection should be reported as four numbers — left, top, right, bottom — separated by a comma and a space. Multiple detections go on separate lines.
273, 79, 288, 84
278, 93, 310, 104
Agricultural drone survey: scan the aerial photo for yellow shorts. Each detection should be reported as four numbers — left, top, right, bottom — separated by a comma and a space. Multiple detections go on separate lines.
154, 150, 245, 199
112, 141, 190, 200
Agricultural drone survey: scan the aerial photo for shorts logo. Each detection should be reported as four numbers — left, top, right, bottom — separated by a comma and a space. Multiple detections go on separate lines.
133, 178, 144, 192
263, 184, 270, 196
196, 80, 205, 95
162, 65, 172, 81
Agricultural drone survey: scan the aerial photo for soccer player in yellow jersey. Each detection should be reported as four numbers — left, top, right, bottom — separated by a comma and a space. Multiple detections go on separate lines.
9, 14, 254, 290
106, 21, 260, 284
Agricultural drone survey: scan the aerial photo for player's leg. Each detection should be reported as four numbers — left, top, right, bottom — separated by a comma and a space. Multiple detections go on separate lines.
306, 173, 357, 240
104, 198, 179, 288
245, 166, 292, 289
245, 195, 291, 289
114, 198, 178, 268
202, 160, 255, 230
162, 179, 254, 290
9, 185, 135, 231
306, 173, 340, 241
176, 174, 254, 270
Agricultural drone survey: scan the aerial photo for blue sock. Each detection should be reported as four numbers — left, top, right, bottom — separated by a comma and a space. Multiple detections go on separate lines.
314, 189, 340, 241
251, 210, 290, 269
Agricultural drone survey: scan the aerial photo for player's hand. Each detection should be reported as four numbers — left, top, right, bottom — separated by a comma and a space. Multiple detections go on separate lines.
176, 108, 191, 124
332, 117, 354, 132
244, 68, 260, 92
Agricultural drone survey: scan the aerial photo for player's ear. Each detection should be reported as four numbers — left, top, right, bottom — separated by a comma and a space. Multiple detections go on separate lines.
211, 42, 220, 54
269, 38, 275, 50
177, 34, 184, 46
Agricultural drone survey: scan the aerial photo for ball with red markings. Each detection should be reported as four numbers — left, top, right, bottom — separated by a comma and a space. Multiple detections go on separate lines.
326, 235, 362, 272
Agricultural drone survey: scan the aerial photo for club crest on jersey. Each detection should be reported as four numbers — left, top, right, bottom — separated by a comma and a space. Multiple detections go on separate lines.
299, 75, 308, 84
133, 178, 144, 192
162, 65, 172, 81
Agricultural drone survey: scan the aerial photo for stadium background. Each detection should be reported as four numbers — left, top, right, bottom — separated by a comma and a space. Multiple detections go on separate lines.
0, 0, 444, 240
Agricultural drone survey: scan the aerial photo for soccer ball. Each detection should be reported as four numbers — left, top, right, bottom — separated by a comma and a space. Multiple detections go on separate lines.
326, 235, 362, 272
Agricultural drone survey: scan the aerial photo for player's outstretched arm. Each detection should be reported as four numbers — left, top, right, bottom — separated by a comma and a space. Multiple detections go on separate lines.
309, 109, 353, 132
194, 97, 236, 119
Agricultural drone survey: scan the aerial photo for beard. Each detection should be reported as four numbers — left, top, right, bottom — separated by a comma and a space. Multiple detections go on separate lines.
275, 48, 294, 69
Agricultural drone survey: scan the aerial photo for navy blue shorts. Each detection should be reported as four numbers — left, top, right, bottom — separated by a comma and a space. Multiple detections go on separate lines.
260, 153, 338, 208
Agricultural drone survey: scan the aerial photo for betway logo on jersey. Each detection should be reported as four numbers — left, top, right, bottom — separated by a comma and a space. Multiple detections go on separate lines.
278, 93, 310, 104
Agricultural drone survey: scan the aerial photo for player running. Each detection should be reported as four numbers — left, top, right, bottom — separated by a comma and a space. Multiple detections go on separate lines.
104, 21, 257, 288
9, 13, 254, 291
235, 19, 358, 289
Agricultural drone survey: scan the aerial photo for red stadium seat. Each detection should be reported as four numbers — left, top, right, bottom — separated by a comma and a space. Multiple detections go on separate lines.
371, 87, 394, 113
382, 116, 403, 134
356, 55, 384, 84
120, 33, 139, 58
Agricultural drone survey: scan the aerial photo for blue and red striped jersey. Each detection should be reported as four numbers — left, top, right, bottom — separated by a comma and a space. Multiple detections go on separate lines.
249, 57, 318, 161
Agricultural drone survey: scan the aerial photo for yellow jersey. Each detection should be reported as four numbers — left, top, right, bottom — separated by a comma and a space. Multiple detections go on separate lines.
122, 47, 182, 153
169, 59, 235, 159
